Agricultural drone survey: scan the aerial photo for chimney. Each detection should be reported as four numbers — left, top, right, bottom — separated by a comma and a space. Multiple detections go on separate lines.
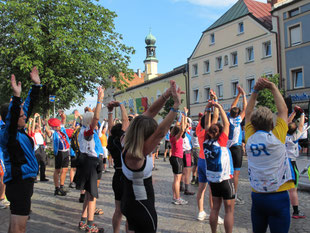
137, 69, 141, 78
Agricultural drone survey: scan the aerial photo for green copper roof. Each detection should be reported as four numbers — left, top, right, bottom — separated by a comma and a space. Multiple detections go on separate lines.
145, 32, 156, 45
205, 0, 249, 32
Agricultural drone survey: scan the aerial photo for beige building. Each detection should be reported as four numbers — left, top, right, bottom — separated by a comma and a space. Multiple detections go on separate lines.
188, 0, 278, 117
113, 32, 188, 122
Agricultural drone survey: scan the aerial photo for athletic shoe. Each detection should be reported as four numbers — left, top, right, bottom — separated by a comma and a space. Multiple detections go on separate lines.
78, 221, 87, 230
69, 182, 75, 189
218, 216, 224, 224
191, 178, 196, 185
85, 224, 104, 233
40, 178, 49, 182
54, 187, 67, 196
0, 200, 8, 209
1, 199, 10, 207
163, 158, 166, 162
235, 197, 245, 205
184, 190, 195, 195
197, 211, 209, 221
173, 198, 188, 205
171, 198, 177, 203
292, 212, 306, 219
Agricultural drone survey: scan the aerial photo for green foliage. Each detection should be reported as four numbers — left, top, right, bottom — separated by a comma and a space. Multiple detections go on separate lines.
158, 97, 184, 118
0, 0, 135, 112
256, 74, 283, 113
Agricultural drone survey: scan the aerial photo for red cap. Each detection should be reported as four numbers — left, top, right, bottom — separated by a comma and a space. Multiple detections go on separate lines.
48, 118, 61, 127
198, 112, 203, 117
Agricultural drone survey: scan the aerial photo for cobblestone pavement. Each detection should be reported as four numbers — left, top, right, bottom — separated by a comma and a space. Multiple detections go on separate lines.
1, 156, 310, 233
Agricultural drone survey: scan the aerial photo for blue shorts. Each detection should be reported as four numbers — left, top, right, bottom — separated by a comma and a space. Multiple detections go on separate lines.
197, 158, 208, 183
251, 191, 290, 233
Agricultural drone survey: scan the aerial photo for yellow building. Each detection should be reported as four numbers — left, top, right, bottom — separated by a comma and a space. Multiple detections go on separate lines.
114, 64, 187, 122
188, 0, 278, 117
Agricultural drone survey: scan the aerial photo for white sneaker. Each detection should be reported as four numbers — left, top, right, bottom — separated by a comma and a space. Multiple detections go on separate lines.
197, 211, 209, 221
173, 198, 188, 205
2, 199, 10, 206
0, 200, 8, 209
218, 216, 224, 224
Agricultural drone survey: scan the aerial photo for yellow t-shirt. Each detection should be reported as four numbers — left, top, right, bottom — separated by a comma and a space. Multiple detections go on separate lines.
99, 134, 107, 147
245, 117, 294, 192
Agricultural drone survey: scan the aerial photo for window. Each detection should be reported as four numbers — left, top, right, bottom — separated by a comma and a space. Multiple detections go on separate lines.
246, 47, 254, 62
232, 81, 239, 96
263, 41, 271, 57
238, 22, 244, 34
224, 55, 228, 66
231, 52, 238, 66
205, 87, 210, 101
289, 25, 301, 46
247, 78, 255, 94
210, 33, 215, 44
292, 69, 303, 88
193, 89, 199, 103
264, 72, 273, 78
216, 57, 222, 70
204, 60, 210, 73
289, 8, 299, 17
217, 84, 223, 99
192, 64, 198, 77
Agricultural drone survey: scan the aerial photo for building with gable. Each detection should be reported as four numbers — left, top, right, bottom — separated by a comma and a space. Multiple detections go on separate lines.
271, 0, 310, 110
188, 0, 278, 117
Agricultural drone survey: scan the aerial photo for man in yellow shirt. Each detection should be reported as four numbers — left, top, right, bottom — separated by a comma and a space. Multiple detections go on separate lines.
245, 78, 294, 233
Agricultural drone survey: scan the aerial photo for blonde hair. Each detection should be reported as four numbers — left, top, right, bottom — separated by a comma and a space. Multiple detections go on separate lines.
250, 106, 274, 132
82, 112, 94, 127
123, 115, 158, 159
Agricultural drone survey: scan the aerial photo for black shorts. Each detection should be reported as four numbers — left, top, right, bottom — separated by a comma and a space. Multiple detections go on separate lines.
192, 148, 199, 166
210, 178, 235, 200
112, 169, 123, 201
97, 154, 104, 180
6, 178, 34, 216
299, 139, 308, 148
70, 156, 77, 168
74, 153, 100, 198
165, 140, 171, 150
55, 151, 69, 169
169, 156, 183, 174
230, 145, 243, 170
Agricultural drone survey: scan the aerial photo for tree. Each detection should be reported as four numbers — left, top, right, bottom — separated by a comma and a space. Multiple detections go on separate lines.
0, 0, 135, 112
256, 74, 283, 113
158, 97, 184, 118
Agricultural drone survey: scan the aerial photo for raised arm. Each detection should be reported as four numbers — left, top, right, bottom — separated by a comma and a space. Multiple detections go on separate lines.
59, 111, 66, 126
143, 81, 173, 118
204, 101, 213, 131
28, 118, 33, 135
213, 101, 229, 136
245, 79, 264, 124
120, 103, 129, 131
231, 87, 242, 109
107, 102, 114, 135
210, 90, 219, 125
32, 114, 37, 133
239, 86, 247, 120
261, 78, 288, 122
288, 111, 296, 123
143, 81, 183, 156
90, 87, 104, 130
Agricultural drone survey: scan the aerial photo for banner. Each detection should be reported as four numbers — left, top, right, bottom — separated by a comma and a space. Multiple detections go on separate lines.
136, 97, 148, 114
128, 99, 135, 114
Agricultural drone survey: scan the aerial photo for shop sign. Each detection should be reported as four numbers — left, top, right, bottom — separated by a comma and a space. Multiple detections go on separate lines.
290, 93, 310, 102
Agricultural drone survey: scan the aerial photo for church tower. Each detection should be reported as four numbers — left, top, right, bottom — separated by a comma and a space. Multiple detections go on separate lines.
144, 31, 158, 81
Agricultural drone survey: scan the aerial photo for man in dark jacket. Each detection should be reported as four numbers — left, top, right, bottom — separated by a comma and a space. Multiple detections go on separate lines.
0, 67, 41, 233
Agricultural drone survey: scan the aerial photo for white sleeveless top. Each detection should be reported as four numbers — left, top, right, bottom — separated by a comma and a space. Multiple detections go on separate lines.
246, 130, 293, 192
285, 129, 302, 161
78, 126, 97, 157
121, 152, 153, 200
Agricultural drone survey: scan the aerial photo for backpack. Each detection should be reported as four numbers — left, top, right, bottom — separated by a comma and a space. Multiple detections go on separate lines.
71, 126, 81, 153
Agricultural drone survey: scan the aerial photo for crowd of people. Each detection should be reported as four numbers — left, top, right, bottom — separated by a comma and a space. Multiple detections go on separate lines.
0, 67, 308, 233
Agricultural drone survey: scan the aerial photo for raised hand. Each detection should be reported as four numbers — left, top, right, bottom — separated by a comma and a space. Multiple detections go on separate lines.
11, 74, 21, 97
171, 80, 185, 108
97, 86, 105, 102
237, 85, 245, 95
30, 67, 40, 85
210, 89, 217, 100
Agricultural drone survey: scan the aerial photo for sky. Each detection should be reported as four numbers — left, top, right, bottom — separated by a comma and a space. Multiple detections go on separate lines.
67, 0, 267, 114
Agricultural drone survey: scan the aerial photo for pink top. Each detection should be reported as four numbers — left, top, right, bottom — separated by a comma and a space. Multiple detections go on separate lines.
170, 135, 183, 158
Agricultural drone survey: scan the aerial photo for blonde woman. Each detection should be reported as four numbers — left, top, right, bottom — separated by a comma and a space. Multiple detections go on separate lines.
121, 80, 183, 233
74, 87, 105, 233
